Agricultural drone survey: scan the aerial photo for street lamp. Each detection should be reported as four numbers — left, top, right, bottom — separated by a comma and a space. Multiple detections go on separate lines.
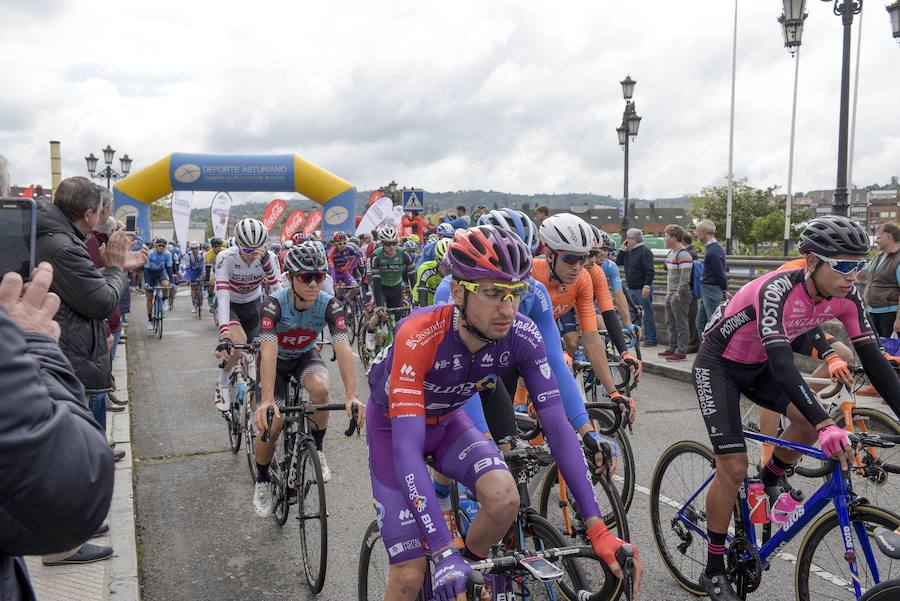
778, 0, 808, 255
85, 145, 133, 189
889, 1, 900, 42
617, 78, 642, 235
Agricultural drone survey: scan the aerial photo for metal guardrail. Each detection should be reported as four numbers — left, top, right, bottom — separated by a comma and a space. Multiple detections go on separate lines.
631, 254, 798, 296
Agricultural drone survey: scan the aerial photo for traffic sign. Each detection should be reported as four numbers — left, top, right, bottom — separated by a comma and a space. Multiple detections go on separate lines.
402, 189, 425, 212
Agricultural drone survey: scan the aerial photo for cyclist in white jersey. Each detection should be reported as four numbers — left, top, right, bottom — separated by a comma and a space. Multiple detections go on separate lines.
213, 219, 282, 411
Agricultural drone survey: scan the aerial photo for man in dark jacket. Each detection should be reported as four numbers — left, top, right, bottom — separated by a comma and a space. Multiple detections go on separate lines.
616, 228, 658, 345
0, 263, 114, 599
33, 176, 146, 565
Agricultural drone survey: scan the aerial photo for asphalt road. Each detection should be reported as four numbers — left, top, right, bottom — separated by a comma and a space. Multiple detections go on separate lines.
128, 287, 862, 601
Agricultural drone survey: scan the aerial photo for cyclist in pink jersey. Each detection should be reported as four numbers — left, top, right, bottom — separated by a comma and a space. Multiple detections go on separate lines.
692, 216, 900, 601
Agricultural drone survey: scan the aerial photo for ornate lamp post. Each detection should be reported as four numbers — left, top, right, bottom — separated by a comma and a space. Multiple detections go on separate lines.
85, 145, 132, 189
888, 1, 900, 41
617, 75, 641, 235
778, 0, 808, 255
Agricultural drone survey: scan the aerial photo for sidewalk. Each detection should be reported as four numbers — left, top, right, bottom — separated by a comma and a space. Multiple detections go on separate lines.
25, 333, 140, 601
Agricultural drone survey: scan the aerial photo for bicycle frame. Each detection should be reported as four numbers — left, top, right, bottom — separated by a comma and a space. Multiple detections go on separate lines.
675, 430, 880, 599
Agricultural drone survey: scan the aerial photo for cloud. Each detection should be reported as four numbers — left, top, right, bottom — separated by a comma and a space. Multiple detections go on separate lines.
1, 0, 898, 200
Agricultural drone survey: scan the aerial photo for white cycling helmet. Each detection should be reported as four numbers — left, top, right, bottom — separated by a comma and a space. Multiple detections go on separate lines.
233, 218, 268, 249
435, 223, 455, 238
539, 213, 593, 254
377, 225, 399, 243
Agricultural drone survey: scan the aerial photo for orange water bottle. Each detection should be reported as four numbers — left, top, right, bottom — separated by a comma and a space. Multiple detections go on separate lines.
748, 482, 770, 524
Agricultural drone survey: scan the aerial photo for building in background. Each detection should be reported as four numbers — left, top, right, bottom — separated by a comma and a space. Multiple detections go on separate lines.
571, 202, 692, 236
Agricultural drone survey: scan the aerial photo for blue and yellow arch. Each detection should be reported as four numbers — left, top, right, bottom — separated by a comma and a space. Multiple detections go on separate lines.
113, 153, 356, 239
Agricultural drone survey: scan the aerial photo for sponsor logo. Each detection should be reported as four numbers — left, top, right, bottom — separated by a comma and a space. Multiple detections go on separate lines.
335, 315, 346, 330
473, 456, 506, 474
434, 359, 450, 370
480, 353, 494, 367
173, 163, 202, 183
423, 381, 477, 396
760, 275, 793, 337
399, 363, 417, 383
278, 328, 317, 351
373, 499, 386, 528
458, 439, 490, 460
412, 496, 427, 512
716, 310, 752, 339
822, 305, 833, 314
324, 205, 349, 225
404, 474, 430, 526
499, 351, 510, 366
392, 387, 422, 396
388, 542, 404, 557
785, 504, 806, 530
402, 538, 423, 551
513, 317, 543, 348
538, 361, 551, 380
399, 509, 415, 525
404, 317, 447, 349
842, 525, 854, 551
535, 388, 559, 404
695, 367, 716, 416
452, 355, 463, 370
718, 442, 745, 450
261, 316, 274, 329
475, 374, 497, 392
421, 513, 436, 534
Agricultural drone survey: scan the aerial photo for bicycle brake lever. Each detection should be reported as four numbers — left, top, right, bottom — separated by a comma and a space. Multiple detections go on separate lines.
616, 544, 635, 601
344, 404, 359, 437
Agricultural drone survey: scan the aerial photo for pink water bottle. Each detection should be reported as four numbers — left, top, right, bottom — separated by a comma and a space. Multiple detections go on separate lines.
747, 483, 770, 525
770, 489, 805, 525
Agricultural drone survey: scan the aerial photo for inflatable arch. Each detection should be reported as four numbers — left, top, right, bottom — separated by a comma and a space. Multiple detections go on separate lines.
112, 153, 356, 240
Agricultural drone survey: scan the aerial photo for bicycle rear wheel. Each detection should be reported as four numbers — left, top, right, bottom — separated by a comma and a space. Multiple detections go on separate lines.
796, 504, 900, 601
298, 439, 328, 593
357, 520, 389, 601
650, 439, 719, 596
243, 396, 257, 484
537, 462, 629, 541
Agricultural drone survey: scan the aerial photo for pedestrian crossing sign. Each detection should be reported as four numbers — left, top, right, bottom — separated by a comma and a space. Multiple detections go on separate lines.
402, 189, 425, 211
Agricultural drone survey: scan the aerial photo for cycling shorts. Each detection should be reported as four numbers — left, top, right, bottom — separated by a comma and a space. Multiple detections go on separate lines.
692, 346, 792, 455
366, 402, 507, 564
376, 282, 405, 310
274, 347, 327, 404
557, 308, 578, 336
790, 331, 835, 359
334, 271, 357, 288
228, 298, 262, 342
143, 270, 169, 289
184, 268, 204, 283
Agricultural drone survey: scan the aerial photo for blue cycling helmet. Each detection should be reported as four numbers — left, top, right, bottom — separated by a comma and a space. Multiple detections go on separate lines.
478, 208, 539, 254
436, 223, 455, 238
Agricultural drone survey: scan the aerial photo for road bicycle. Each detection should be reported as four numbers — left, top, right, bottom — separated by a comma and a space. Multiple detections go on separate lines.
150, 285, 167, 339
168, 281, 176, 311
859, 528, 900, 600
334, 283, 362, 344
359, 445, 629, 601
742, 364, 900, 512
357, 305, 408, 372
262, 389, 359, 593
220, 341, 260, 483
189, 280, 204, 318
650, 430, 900, 600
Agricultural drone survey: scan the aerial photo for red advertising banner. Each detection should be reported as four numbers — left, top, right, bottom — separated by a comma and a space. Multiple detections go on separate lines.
261, 198, 287, 232
368, 190, 384, 206
280, 210, 307, 241
303, 209, 322, 235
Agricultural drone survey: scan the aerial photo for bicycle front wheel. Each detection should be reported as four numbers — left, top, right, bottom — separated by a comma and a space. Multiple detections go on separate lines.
860, 579, 900, 601
357, 520, 389, 601
298, 439, 328, 593
537, 462, 629, 541
650, 439, 720, 596
227, 400, 242, 454
271, 432, 289, 526
796, 503, 900, 601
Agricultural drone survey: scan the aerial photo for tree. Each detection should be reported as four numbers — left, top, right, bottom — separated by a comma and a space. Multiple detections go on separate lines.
150, 193, 173, 222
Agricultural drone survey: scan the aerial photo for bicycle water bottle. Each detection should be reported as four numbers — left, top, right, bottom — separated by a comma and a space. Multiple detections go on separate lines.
770, 489, 804, 526
456, 484, 479, 538
747, 482, 770, 525
234, 377, 247, 408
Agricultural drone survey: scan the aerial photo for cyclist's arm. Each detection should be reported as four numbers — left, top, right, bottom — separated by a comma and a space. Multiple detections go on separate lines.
433, 275, 452, 305
164, 251, 173, 281
325, 298, 358, 400
261, 251, 280, 288
529, 281, 590, 430
807, 326, 837, 360
214, 255, 232, 339
516, 331, 601, 520
577, 276, 622, 400
402, 252, 413, 288
613, 288, 633, 327
258, 299, 281, 405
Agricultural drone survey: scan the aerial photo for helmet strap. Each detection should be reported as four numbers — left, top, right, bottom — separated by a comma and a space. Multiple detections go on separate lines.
458, 291, 495, 344
548, 251, 565, 284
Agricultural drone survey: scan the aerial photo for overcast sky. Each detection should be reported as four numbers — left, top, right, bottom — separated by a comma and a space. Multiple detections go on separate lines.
1, 0, 898, 208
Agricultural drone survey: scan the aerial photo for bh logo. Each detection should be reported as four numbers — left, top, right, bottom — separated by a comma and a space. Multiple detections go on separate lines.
413, 495, 427, 512
476, 374, 497, 392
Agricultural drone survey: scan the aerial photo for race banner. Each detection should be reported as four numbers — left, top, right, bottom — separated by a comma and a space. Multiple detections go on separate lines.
261, 198, 287, 232
356, 195, 394, 236
210, 191, 233, 240
170, 190, 193, 252
280, 209, 307, 241
303, 209, 322, 235
368, 190, 384, 206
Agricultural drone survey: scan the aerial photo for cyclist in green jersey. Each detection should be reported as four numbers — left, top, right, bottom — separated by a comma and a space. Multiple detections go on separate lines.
370, 225, 412, 310
412, 238, 450, 307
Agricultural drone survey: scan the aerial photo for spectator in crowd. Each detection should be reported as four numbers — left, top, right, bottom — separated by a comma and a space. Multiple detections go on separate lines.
682, 233, 700, 351
661, 224, 693, 362
401, 210, 427, 239
616, 228, 658, 346
0, 263, 115, 592
535, 205, 550, 224
683, 232, 699, 260
440, 206, 471, 229
695, 219, 728, 337
858, 222, 900, 337
34, 176, 146, 565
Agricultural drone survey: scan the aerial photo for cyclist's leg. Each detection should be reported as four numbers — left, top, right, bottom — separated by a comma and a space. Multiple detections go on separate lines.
384, 283, 406, 315
218, 299, 260, 389
558, 309, 579, 358
297, 348, 331, 449
433, 410, 518, 558
144, 270, 156, 318
253, 358, 293, 470
366, 405, 428, 600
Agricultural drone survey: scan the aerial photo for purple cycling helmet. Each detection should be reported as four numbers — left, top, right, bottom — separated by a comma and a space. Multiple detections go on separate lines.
446, 225, 532, 284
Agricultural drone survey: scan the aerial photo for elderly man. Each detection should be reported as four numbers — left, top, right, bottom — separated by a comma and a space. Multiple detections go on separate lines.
859, 223, 900, 337
616, 228, 658, 346
35, 176, 146, 565
695, 220, 728, 336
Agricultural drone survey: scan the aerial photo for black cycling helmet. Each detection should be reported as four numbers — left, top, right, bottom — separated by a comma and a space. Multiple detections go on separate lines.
210, 237, 223, 246
798, 215, 869, 257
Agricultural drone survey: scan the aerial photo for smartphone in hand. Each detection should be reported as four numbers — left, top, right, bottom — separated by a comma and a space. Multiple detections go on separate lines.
0, 197, 37, 280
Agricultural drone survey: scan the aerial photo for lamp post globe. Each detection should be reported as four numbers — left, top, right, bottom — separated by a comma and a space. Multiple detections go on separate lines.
85, 152, 98, 174
888, 1, 900, 42
102, 144, 115, 165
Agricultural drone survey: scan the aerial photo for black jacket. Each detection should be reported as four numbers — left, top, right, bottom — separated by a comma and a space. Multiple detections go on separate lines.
0, 308, 114, 601
34, 200, 127, 393
615, 244, 655, 289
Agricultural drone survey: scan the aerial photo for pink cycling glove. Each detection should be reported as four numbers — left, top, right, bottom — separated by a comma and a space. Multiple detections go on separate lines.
818, 424, 850, 457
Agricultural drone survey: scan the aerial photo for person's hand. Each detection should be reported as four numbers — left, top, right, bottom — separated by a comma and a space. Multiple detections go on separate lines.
584, 432, 618, 477
100, 230, 131, 270
622, 351, 642, 380
254, 400, 280, 434
825, 354, 853, 387
347, 397, 366, 430
215, 338, 234, 362
586, 521, 644, 592
123, 246, 150, 272
432, 551, 473, 601
610, 391, 636, 426
107, 332, 114, 350
0, 262, 61, 340
641, 286, 650, 300
817, 423, 851, 471
253, 247, 267, 261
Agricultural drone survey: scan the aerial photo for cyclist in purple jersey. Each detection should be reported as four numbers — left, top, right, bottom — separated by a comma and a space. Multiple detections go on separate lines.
327, 231, 361, 289
693, 216, 900, 600
366, 225, 642, 601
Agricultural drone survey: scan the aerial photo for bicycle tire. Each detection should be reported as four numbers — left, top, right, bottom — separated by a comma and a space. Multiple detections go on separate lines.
243, 398, 257, 484
537, 462, 630, 541
650, 439, 723, 596
157, 313, 163, 339
298, 439, 328, 593
357, 520, 391, 601
860, 579, 900, 601
271, 431, 290, 526
795, 504, 900, 601
227, 397, 242, 454
588, 407, 636, 515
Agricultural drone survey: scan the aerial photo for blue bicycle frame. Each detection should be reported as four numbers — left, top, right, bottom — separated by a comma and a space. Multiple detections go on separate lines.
676, 430, 881, 599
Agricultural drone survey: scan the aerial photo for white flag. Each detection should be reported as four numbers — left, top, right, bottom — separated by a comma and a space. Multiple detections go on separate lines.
171, 190, 193, 253
210, 191, 233, 240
